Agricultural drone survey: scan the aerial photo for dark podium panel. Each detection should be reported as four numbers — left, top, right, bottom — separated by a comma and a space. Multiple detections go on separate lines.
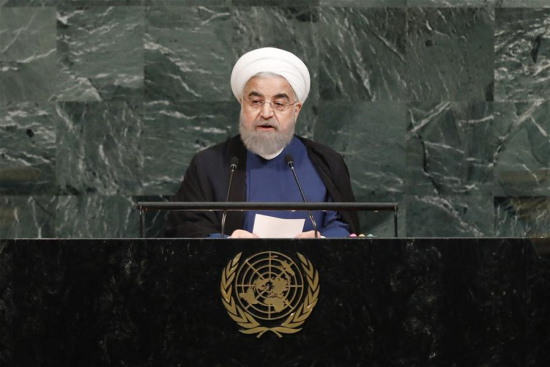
1, 238, 549, 366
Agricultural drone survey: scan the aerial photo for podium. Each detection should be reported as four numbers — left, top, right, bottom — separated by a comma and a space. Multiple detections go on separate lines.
1, 238, 549, 366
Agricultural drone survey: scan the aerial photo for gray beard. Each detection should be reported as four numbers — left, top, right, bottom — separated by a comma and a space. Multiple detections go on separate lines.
239, 113, 296, 158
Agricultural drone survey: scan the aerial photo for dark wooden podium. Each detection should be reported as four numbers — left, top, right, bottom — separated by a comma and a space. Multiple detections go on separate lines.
1, 238, 549, 366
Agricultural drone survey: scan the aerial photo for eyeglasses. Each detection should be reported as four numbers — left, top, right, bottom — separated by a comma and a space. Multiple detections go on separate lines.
243, 98, 299, 114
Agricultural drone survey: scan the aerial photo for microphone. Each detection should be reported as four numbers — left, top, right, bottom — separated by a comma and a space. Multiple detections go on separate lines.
284, 154, 319, 238
221, 157, 239, 237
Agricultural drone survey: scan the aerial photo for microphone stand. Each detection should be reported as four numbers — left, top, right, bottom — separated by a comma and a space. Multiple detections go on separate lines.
221, 158, 238, 237
285, 155, 319, 239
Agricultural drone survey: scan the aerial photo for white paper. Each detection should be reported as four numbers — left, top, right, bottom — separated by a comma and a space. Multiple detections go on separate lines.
252, 214, 305, 238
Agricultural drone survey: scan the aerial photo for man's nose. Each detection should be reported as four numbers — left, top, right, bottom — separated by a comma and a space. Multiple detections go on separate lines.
259, 101, 274, 118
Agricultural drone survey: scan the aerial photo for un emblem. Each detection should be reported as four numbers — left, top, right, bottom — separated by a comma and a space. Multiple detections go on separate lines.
221, 251, 320, 338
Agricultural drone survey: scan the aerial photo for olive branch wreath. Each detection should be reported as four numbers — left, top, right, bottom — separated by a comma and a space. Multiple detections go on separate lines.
220, 252, 320, 338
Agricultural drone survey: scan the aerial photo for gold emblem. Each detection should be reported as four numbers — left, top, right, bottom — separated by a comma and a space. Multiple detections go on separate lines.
221, 251, 319, 338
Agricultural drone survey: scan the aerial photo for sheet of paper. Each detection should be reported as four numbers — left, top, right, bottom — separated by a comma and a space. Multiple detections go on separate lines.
252, 214, 305, 238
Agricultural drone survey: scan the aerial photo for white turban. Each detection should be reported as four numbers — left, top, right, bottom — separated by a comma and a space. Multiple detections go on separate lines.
231, 47, 311, 103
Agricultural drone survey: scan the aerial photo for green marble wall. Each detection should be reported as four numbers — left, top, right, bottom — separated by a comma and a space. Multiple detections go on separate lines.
1, 0, 549, 238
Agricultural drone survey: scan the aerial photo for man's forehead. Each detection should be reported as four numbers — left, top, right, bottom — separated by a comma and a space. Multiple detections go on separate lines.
243, 76, 294, 95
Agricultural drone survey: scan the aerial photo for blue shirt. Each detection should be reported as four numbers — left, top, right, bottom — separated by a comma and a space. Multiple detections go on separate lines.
243, 137, 349, 238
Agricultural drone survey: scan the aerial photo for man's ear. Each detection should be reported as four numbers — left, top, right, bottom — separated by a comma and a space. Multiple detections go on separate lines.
294, 102, 303, 118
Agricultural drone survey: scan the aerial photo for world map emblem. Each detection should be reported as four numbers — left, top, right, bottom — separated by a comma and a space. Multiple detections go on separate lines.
221, 251, 320, 338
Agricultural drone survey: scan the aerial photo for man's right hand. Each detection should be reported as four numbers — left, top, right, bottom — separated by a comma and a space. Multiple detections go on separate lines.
230, 230, 260, 239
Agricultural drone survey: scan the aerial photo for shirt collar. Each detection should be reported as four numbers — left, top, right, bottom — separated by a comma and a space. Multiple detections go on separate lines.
257, 147, 284, 160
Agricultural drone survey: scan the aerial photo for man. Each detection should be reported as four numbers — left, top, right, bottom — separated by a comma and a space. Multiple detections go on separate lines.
166, 47, 359, 238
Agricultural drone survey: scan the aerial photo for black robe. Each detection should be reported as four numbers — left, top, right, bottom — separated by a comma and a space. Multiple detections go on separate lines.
165, 135, 359, 237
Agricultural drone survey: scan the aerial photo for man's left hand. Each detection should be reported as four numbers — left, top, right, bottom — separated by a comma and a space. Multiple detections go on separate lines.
294, 230, 319, 239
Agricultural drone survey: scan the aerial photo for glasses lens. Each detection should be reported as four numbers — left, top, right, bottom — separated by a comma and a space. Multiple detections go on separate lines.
245, 99, 290, 114
274, 103, 286, 112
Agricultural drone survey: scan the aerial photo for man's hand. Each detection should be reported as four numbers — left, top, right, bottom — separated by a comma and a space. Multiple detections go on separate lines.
294, 230, 319, 239
230, 229, 260, 238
